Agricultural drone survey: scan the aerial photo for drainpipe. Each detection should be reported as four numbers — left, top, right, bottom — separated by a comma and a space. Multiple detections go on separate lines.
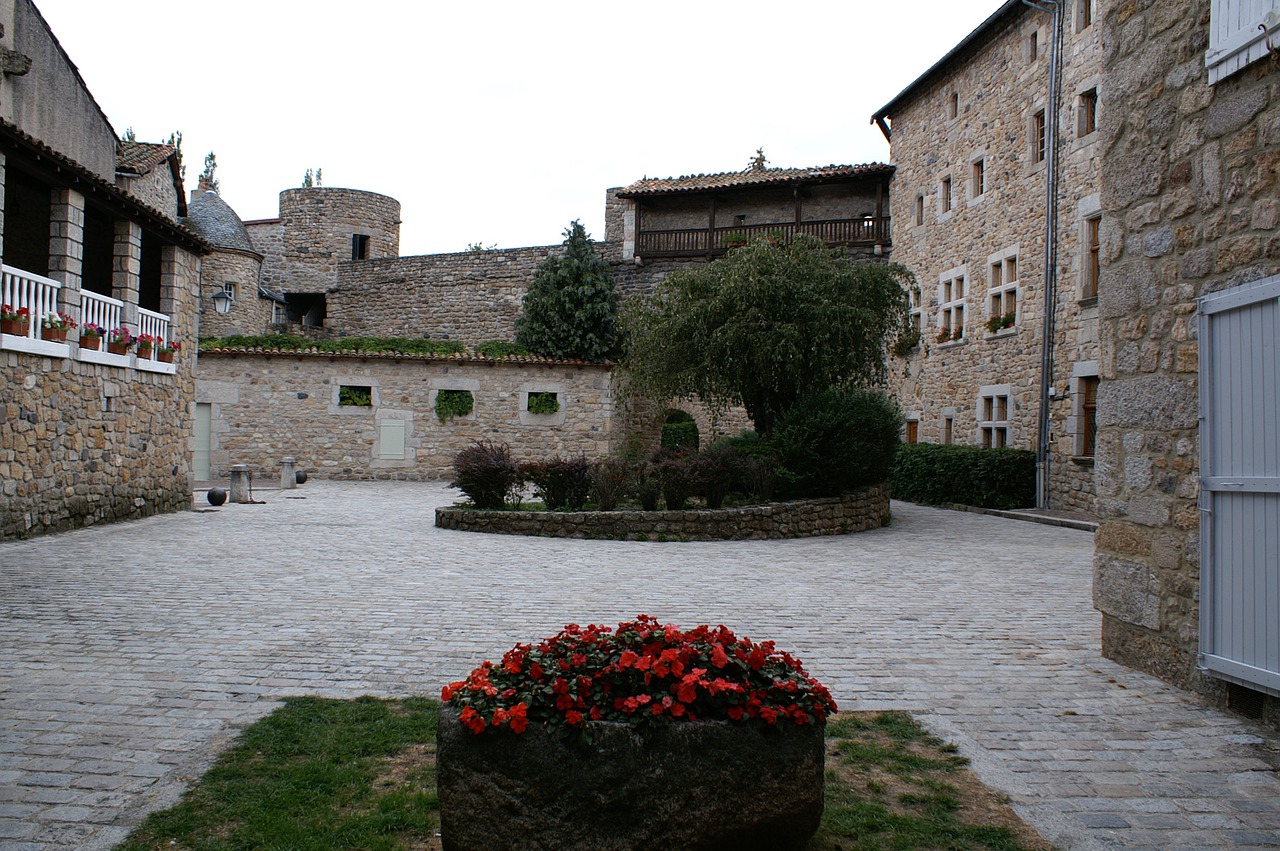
1024, 0, 1063, 510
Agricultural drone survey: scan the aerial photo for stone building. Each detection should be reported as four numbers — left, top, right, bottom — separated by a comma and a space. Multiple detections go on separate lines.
1093, 0, 1280, 723
871, 0, 1104, 516
0, 0, 208, 539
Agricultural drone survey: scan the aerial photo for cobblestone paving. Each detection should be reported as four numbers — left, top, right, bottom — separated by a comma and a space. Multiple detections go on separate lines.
2, 481, 1278, 850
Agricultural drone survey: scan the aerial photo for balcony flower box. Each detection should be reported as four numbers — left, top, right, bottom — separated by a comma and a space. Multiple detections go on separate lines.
79, 323, 104, 350
40, 311, 76, 343
1, 304, 30, 336
106, 327, 133, 355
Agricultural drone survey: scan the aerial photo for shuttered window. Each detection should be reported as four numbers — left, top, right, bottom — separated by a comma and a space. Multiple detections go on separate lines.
1207, 0, 1279, 84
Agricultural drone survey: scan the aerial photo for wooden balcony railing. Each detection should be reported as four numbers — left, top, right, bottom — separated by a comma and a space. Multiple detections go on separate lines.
635, 216, 891, 258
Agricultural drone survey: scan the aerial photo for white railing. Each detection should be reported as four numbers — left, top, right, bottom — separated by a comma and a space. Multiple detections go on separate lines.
137, 306, 170, 348
80, 289, 124, 337
2, 264, 62, 340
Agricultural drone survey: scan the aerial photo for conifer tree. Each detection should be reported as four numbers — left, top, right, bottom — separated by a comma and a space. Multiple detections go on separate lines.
515, 220, 619, 362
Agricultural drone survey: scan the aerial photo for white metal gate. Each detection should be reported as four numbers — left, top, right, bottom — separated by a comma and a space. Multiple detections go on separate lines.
1199, 274, 1280, 696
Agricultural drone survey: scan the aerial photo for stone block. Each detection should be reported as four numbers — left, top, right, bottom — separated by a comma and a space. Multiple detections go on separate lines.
1205, 85, 1269, 139
1094, 554, 1160, 630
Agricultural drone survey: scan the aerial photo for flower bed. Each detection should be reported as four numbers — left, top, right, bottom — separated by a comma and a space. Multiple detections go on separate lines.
437, 617, 832, 850
434, 482, 890, 540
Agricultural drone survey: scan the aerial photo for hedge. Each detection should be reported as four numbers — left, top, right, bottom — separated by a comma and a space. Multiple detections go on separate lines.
890, 444, 1036, 510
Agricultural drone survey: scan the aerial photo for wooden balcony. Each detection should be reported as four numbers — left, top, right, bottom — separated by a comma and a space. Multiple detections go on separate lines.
635, 217, 891, 259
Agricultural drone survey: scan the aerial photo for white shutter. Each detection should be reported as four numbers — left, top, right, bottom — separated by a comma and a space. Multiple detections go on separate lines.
1207, 0, 1280, 84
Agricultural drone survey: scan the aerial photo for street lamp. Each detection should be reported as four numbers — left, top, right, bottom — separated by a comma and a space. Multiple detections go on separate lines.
211, 288, 233, 315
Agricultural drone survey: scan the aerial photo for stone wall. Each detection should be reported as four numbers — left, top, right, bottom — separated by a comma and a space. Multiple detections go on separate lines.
1094, 0, 1280, 709
198, 249, 268, 338
435, 484, 891, 541
118, 165, 179, 221
884, 0, 1102, 515
195, 351, 615, 481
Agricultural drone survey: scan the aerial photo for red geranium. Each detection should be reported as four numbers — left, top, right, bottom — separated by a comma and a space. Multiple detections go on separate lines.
442, 615, 837, 737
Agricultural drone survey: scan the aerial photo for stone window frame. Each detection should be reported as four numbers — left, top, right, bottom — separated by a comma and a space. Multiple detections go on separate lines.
967, 152, 988, 205
1067, 361, 1100, 462
986, 244, 1020, 335
518, 381, 567, 426
331, 377, 379, 415
976, 384, 1013, 448
1076, 86, 1098, 139
940, 407, 956, 445
428, 376, 480, 423
904, 412, 921, 445
937, 265, 967, 344
946, 90, 960, 121
1028, 105, 1048, 170
1078, 193, 1103, 304
914, 192, 926, 228
908, 286, 925, 342
1025, 26, 1040, 64
937, 173, 954, 221
351, 233, 370, 261
1075, 0, 1093, 33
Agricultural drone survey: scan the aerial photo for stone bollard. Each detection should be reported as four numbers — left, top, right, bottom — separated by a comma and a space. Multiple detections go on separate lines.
229, 465, 252, 504
280, 456, 298, 490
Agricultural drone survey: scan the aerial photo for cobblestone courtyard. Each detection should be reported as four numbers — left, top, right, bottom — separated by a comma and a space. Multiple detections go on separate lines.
2, 481, 1278, 849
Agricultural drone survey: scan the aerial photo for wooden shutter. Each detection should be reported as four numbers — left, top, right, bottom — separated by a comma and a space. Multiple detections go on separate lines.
1207, 0, 1279, 84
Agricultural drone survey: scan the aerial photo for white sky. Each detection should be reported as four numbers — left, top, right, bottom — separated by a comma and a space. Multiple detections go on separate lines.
34, 0, 998, 256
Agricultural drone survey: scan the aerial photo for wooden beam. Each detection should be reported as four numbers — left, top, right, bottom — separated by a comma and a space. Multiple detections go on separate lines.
707, 196, 716, 255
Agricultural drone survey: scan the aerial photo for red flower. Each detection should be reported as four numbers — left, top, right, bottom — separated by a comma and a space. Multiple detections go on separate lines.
711, 644, 729, 669
565, 710, 583, 725
509, 703, 528, 734
618, 649, 639, 669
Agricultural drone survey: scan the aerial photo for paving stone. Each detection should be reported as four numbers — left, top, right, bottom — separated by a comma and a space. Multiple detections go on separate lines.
2, 483, 1280, 850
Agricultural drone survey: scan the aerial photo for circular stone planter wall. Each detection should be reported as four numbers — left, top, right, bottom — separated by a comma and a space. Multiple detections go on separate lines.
434, 483, 890, 540
437, 706, 825, 851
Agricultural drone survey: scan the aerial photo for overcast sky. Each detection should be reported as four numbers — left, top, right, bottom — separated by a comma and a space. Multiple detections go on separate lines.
35, 0, 998, 256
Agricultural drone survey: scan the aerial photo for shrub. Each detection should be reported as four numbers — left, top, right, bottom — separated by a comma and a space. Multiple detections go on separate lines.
199, 334, 464, 356
691, 443, 737, 509
442, 615, 837, 737
527, 392, 560, 415
524, 455, 592, 510
890, 443, 1036, 510
450, 442, 523, 509
590, 457, 629, 511
652, 451, 697, 510
716, 432, 778, 502
632, 466, 662, 511
476, 340, 530, 359
769, 388, 903, 498
660, 409, 700, 452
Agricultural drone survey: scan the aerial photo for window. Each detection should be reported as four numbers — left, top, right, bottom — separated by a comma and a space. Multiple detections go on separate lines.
1078, 88, 1097, 137
1032, 109, 1047, 163
434, 389, 474, 423
527, 391, 560, 415
906, 420, 919, 444
908, 287, 923, 339
977, 388, 1011, 448
1083, 215, 1101, 299
971, 158, 986, 199
943, 414, 954, 445
1078, 0, 1093, 30
1028, 30, 1039, 62
947, 91, 959, 120
352, 234, 370, 260
915, 193, 925, 227
1207, 0, 1280, 84
987, 249, 1019, 332
941, 176, 953, 213
937, 269, 966, 342
1080, 376, 1099, 457
339, 385, 372, 407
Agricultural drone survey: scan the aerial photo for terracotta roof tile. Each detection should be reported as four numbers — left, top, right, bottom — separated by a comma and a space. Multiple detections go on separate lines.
116, 140, 177, 175
200, 347, 611, 367
617, 163, 894, 197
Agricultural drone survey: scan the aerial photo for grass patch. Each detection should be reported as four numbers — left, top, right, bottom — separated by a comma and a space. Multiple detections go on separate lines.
118, 696, 441, 851
121, 703, 1046, 851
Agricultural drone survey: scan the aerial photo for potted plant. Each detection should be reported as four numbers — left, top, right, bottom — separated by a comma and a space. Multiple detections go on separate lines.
135, 333, 158, 359
1, 304, 30, 336
40, 311, 76, 343
79, 322, 105, 350
107, 327, 133, 355
438, 616, 834, 851
722, 232, 749, 249
936, 327, 953, 344
158, 339, 181, 363
951, 326, 964, 341
985, 314, 1005, 334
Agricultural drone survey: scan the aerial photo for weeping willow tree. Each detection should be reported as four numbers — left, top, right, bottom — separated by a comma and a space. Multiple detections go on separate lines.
621, 236, 912, 437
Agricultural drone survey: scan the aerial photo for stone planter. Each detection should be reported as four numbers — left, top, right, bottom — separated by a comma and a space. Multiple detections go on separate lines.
40, 327, 67, 343
79, 334, 101, 350
1, 318, 27, 336
437, 706, 825, 851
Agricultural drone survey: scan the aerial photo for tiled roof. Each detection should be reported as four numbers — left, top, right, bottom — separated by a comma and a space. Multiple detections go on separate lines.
617, 163, 894, 197
0, 119, 208, 253
185, 191, 260, 255
200, 347, 611, 367
115, 140, 177, 175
